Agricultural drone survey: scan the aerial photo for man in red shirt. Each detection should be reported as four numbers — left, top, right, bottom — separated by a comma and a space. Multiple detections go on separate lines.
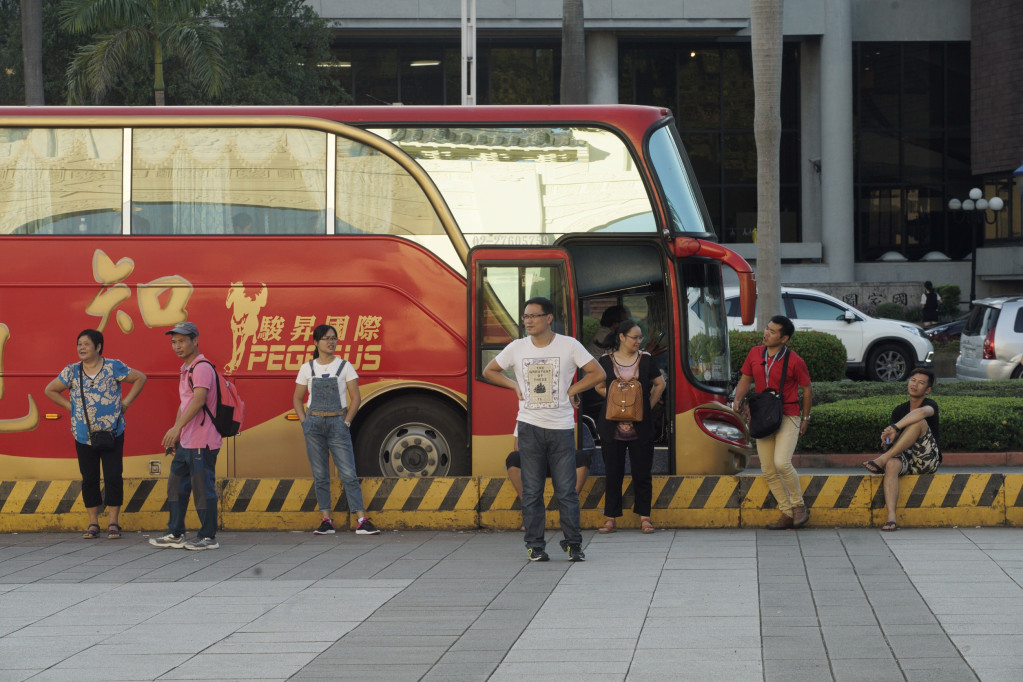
732, 315, 813, 530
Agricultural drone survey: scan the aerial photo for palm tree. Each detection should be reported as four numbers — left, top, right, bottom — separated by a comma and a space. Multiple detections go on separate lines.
60, 0, 227, 105
560, 0, 585, 104
21, 0, 45, 104
750, 0, 784, 329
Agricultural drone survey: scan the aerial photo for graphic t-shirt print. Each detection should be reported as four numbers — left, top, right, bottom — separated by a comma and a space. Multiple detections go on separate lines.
522, 356, 560, 409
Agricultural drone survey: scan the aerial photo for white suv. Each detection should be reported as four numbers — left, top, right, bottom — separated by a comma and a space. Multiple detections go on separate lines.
724, 286, 935, 382
956, 296, 1023, 380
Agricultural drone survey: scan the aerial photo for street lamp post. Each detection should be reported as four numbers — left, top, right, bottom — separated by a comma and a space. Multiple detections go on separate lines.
948, 187, 1004, 305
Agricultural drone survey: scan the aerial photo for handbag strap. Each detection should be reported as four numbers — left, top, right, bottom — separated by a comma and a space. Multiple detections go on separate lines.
761, 346, 790, 394
77, 362, 94, 434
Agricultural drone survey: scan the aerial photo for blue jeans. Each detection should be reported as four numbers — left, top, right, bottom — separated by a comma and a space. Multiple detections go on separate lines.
517, 421, 581, 549
167, 446, 219, 540
303, 415, 365, 513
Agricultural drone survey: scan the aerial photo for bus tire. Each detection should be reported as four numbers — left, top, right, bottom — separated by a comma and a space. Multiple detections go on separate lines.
355, 397, 467, 478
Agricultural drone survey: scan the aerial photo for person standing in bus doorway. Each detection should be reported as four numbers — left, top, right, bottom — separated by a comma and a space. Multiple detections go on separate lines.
594, 320, 666, 535
44, 329, 147, 540
732, 315, 813, 530
151, 322, 222, 550
293, 324, 380, 536
483, 297, 605, 562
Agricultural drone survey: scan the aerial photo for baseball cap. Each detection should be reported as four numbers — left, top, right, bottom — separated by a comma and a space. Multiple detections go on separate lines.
165, 321, 199, 337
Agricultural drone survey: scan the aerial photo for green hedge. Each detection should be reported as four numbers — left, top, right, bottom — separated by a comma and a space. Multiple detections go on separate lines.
730, 330, 847, 382
796, 395, 1023, 453
811, 379, 1021, 405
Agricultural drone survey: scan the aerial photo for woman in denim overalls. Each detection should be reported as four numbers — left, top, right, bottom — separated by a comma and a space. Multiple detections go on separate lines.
292, 324, 379, 535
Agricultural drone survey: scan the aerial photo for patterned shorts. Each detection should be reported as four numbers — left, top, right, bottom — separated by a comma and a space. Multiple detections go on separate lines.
896, 426, 940, 475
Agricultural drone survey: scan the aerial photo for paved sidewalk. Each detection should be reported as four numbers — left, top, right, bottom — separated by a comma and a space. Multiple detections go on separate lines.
1, 527, 1022, 681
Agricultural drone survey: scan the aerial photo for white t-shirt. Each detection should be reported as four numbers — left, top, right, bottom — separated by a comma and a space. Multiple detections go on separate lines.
494, 333, 595, 430
295, 357, 359, 409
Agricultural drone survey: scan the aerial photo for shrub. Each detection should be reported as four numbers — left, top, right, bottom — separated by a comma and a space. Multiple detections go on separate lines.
797, 395, 1023, 453
936, 284, 961, 316
730, 330, 847, 382
811, 378, 1020, 405
874, 302, 907, 320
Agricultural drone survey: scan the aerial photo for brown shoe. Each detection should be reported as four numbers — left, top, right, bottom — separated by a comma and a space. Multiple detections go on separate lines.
766, 512, 793, 530
792, 505, 810, 529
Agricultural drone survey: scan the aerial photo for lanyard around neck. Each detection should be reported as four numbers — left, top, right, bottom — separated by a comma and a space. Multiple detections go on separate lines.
762, 346, 787, 388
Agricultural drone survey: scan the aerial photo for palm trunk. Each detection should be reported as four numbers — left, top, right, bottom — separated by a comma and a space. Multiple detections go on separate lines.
751, 0, 784, 329
154, 38, 165, 105
20, 0, 45, 105
560, 0, 585, 104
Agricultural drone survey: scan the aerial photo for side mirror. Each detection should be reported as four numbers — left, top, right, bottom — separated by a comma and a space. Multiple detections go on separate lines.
844, 310, 856, 323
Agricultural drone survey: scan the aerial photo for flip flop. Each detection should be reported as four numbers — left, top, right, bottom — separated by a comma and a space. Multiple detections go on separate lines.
881, 521, 898, 532
861, 460, 883, 474
82, 524, 100, 539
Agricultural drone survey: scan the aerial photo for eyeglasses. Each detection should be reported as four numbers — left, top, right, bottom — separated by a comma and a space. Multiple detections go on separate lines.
625, 334, 644, 342
318, 336, 338, 342
521, 313, 549, 321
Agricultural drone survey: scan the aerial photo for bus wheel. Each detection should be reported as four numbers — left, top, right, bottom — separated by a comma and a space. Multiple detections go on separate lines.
356, 398, 467, 478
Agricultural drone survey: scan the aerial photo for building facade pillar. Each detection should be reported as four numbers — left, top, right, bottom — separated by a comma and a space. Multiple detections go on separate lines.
586, 32, 618, 104
819, 0, 856, 281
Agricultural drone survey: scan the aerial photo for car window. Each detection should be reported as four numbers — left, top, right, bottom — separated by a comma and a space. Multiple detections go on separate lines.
963, 305, 988, 335
725, 297, 740, 317
1014, 308, 1023, 333
790, 296, 846, 321
983, 308, 1001, 335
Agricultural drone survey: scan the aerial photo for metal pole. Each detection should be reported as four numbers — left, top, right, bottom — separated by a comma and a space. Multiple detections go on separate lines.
461, 0, 476, 105
969, 214, 977, 305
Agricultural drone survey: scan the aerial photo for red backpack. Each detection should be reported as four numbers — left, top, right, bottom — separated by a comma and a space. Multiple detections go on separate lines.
187, 360, 245, 437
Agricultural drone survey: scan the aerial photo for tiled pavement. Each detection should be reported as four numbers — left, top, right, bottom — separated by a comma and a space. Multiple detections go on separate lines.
1, 527, 1022, 681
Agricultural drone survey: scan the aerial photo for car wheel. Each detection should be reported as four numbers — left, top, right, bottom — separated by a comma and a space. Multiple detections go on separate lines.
1012, 365, 1023, 379
355, 397, 467, 477
867, 343, 911, 382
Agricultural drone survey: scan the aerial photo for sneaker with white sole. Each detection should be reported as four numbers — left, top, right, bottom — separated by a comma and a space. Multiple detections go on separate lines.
149, 533, 185, 549
313, 519, 335, 535
561, 540, 585, 562
526, 547, 550, 562
184, 537, 219, 551
355, 517, 380, 535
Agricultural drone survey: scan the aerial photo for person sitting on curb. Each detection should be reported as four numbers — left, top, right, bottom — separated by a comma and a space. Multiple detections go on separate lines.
506, 423, 594, 531
861, 368, 941, 532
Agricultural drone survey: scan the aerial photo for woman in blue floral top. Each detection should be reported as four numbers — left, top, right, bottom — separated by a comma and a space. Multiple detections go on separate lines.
45, 329, 146, 539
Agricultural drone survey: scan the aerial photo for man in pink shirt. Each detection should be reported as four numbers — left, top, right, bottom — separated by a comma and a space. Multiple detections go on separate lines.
150, 322, 223, 550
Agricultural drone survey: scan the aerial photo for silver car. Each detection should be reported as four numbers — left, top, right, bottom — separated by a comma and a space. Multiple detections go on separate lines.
956, 296, 1023, 380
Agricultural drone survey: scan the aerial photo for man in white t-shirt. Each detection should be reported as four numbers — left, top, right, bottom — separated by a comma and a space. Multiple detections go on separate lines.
484, 297, 605, 563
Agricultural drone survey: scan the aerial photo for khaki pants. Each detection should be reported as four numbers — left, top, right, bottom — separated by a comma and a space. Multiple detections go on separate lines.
756, 415, 803, 515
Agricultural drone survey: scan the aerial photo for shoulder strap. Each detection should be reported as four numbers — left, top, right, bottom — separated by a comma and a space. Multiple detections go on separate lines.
187, 359, 220, 425
334, 359, 347, 377
308, 360, 315, 375
77, 362, 93, 433
778, 348, 790, 393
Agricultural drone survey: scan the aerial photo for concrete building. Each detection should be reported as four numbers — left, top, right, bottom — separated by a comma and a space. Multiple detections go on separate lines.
312, 0, 1022, 304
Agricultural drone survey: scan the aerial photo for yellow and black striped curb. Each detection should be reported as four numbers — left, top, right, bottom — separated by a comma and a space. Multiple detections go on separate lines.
1, 473, 1019, 532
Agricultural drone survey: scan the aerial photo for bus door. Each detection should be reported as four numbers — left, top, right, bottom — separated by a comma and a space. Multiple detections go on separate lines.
468, 247, 578, 477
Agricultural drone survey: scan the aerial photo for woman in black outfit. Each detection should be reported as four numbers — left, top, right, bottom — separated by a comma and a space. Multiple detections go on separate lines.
595, 320, 666, 534
920, 281, 943, 328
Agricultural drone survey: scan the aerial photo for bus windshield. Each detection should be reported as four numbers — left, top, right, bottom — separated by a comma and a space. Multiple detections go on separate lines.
369, 125, 660, 245
647, 125, 711, 236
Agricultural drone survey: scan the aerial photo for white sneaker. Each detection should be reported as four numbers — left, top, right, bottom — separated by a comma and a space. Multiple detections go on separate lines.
149, 533, 185, 548
184, 537, 219, 551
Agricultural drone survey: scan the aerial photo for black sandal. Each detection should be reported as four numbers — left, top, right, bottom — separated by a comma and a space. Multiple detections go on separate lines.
82, 524, 100, 539
107, 524, 122, 539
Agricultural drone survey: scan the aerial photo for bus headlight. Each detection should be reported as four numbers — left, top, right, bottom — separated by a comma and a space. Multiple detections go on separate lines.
703, 420, 745, 442
694, 408, 748, 445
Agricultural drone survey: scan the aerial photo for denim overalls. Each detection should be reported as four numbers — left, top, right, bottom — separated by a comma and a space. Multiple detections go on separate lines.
302, 359, 365, 513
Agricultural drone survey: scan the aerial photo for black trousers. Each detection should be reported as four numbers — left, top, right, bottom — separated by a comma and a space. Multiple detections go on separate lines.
74, 434, 125, 508
601, 435, 654, 518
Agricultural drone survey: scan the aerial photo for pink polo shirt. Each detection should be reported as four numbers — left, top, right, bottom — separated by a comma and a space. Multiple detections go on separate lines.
178, 354, 223, 450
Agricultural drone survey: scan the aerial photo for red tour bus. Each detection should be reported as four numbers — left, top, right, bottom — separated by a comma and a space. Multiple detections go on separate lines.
0, 105, 756, 481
